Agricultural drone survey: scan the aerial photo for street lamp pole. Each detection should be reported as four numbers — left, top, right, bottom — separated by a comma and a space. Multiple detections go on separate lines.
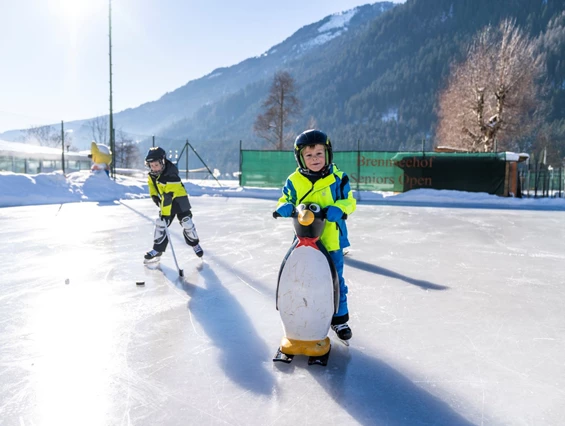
108, 0, 115, 179
61, 121, 65, 174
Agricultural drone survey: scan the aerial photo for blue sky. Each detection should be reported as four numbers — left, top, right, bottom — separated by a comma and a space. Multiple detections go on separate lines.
0, 0, 405, 133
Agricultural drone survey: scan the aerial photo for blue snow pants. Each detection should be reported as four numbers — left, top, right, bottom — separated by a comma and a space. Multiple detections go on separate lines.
329, 249, 348, 318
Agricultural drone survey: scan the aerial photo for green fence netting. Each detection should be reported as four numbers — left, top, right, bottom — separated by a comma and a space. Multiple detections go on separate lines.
520, 168, 564, 197
240, 151, 508, 194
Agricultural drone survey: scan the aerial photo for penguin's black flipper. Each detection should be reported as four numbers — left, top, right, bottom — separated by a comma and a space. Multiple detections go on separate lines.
273, 348, 294, 363
308, 346, 331, 366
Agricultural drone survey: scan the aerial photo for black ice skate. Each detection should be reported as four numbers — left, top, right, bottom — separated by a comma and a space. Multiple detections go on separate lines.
144, 249, 162, 263
192, 244, 204, 258
331, 323, 352, 341
273, 348, 294, 363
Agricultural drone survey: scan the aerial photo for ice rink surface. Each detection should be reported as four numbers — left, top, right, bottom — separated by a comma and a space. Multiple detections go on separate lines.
1, 196, 564, 425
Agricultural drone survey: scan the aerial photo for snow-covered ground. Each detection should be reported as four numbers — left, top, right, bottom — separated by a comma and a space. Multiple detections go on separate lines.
1, 170, 565, 425
2, 169, 565, 210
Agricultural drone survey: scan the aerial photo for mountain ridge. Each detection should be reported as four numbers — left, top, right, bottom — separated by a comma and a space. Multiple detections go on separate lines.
3, 0, 564, 175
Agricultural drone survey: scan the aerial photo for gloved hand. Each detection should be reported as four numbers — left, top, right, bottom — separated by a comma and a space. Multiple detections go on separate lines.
151, 195, 161, 207
159, 215, 172, 226
325, 206, 343, 222
275, 203, 295, 218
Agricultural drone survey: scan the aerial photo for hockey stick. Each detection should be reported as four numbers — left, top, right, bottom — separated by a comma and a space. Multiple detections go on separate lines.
164, 225, 184, 277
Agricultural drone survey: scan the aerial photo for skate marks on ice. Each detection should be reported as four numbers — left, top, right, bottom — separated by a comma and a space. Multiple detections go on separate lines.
344, 257, 449, 291
210, 252, 274, 298
161, 259, 276, 395
271, 340, 478, 424
118, 200, 157, 224
136, 209, 278, 395
142, 262, 195, 289
307, 343, 478, 426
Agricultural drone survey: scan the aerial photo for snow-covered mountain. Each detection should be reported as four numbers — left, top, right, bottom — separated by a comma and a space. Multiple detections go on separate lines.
112, 3, 396, 136
0, 2, 397, 148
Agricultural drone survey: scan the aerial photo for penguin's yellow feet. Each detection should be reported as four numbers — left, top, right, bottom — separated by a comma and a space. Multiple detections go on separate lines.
280, 336, 330, 356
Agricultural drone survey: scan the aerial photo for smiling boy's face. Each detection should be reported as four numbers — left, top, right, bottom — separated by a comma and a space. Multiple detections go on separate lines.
301, 144, 326, 172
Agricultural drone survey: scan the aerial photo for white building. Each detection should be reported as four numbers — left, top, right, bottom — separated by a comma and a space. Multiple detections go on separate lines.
0, 139, 91, 174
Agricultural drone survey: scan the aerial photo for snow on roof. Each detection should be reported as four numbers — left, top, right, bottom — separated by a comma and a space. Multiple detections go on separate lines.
0, 139, 65, 155
435, 147, 530, 162
0, 139, 90, 160
503, 152, 530, 162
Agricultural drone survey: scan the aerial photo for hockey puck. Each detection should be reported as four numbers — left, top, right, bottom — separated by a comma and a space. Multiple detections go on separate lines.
136, 281, 145, 286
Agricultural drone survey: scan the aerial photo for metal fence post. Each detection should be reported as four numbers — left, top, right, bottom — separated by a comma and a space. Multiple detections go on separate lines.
559, 167, 563, 198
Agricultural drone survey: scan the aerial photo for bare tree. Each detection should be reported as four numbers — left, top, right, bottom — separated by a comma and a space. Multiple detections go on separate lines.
524, 120, 565, 168
88, 116, 109, 144
114, 130, 141, 168
254, 71, 302, 150
24, 125, 55, 147
306, 116, 318, 130
436, 19, 545, 152
51, 129, 74, 151
23, 124, 73, 149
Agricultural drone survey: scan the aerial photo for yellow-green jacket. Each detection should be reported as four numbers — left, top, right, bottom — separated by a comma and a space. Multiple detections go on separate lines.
277, 164, 356, 251
148, 160, 190, 217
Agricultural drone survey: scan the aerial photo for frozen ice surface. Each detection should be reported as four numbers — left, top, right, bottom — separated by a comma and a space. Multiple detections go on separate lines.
1, 197, 564, 425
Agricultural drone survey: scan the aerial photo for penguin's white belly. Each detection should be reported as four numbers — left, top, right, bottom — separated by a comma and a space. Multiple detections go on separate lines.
277, 246, 334, 341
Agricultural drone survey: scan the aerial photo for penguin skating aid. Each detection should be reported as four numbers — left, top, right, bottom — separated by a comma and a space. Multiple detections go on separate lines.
273, 203, 340, 366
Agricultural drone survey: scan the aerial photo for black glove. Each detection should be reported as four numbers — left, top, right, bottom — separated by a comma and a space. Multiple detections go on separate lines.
151, 195, 161, 207
160, 215, 172, 226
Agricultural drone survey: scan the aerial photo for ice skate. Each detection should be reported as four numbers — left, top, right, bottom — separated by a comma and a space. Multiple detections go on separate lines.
331, 323, 352, 341
144, 249, 162, 263
192, 244, 204, 258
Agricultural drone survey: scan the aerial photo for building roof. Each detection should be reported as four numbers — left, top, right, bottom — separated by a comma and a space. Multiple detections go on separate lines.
0, 139, 90, 160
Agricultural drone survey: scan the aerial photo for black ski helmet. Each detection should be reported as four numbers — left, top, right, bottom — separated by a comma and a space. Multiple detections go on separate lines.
293, 129, 333, 172
145, 146, 167, 175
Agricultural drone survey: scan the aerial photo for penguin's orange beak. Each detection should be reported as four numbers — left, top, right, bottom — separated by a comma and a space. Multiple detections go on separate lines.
298, 210, 314, 226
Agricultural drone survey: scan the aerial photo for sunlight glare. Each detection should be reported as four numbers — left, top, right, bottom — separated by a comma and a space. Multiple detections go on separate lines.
49, 0, 104, 24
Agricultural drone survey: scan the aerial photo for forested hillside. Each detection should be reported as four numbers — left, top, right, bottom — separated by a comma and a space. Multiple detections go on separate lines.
158, 0, 565, 174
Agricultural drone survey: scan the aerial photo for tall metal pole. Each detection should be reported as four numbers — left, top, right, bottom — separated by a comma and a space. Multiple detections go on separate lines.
185, 140, 189, 180
108, 0, 115, 179
238, 140, 242, 187
61, 120, 65, 174
357, 139, 360, 197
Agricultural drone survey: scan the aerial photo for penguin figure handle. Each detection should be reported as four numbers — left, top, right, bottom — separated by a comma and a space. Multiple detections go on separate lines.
321, 206, 348, 221
272, 208, 347, 220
